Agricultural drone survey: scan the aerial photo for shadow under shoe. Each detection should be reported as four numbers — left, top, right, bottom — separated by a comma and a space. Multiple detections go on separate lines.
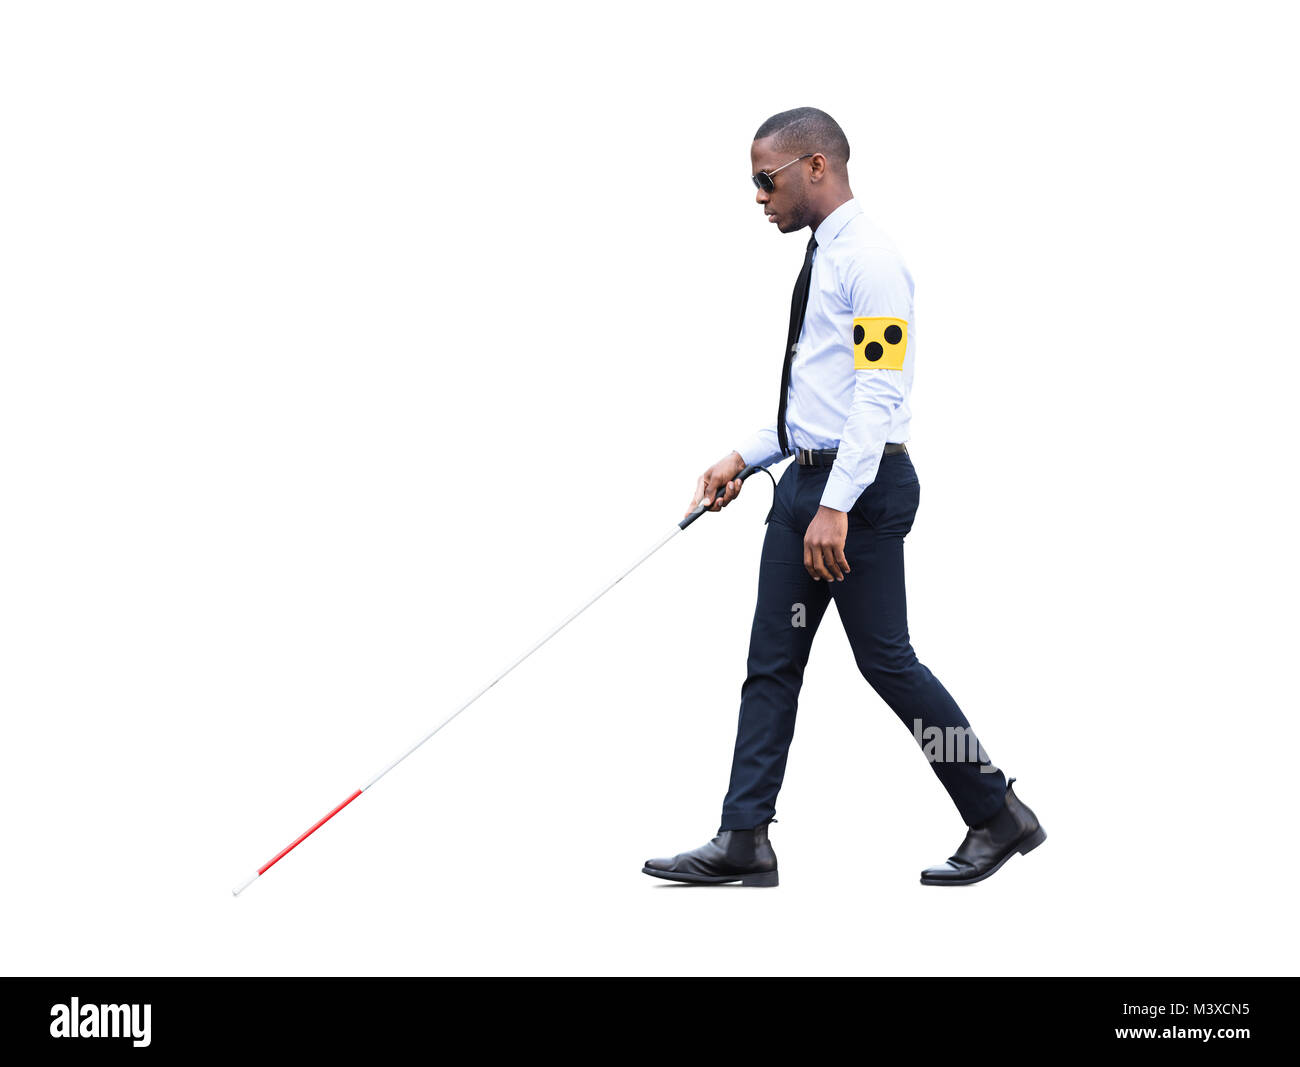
920, 777, 1046, 886
642, 818, 779, 887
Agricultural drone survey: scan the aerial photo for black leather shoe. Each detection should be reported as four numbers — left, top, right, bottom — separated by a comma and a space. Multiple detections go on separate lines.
642, 818, 779, 887
920, 778, 1045, 886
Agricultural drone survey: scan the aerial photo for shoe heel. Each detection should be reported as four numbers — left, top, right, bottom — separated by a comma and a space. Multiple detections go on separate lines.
741, 869, 779, 887
1018, 825, 1046, 855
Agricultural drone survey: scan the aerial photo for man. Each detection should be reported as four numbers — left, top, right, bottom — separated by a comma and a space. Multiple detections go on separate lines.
642, 108, 1045, 888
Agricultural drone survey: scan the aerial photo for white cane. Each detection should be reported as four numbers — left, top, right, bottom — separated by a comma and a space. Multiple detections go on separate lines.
231, 463, 769, 895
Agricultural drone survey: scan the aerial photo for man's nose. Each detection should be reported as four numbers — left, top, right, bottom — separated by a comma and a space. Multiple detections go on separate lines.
755, 187, 769, 206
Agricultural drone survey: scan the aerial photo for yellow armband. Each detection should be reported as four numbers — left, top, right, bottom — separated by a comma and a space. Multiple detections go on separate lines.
852, 317, 908, 370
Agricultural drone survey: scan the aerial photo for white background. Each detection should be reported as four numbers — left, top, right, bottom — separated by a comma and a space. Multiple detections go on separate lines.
2, 0, 1296, 977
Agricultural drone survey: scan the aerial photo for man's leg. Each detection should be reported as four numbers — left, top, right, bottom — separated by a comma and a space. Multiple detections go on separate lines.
832, 456, 1008, 828
719, 466, 833, 832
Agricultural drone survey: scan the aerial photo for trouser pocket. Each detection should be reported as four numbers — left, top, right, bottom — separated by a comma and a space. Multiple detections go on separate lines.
853, 470, 920, 537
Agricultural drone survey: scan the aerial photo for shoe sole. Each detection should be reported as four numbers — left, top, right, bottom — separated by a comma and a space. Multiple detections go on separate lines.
641, 866, 779, 887
918, 825, 1047, 887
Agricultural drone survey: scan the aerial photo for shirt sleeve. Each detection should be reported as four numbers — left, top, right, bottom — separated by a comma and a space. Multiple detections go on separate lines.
734, 422, 786, 469
820, 246, 913, 513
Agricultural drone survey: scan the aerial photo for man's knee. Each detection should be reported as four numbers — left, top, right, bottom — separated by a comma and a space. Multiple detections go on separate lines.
853, 640, 921, 691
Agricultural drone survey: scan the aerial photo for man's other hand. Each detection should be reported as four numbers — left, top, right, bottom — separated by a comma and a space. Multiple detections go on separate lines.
687, 451, 747, 518
804, 505, 850, 581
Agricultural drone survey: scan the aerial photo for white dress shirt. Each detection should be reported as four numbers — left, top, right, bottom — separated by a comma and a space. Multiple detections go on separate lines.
735, 198, 916, 513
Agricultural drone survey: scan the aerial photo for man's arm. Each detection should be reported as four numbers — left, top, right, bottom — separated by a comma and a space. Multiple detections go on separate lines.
803, 246, 912, 582
821, 246, 912, 513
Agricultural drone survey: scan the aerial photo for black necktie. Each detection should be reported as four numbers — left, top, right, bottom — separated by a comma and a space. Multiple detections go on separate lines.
777, 234, 817, 456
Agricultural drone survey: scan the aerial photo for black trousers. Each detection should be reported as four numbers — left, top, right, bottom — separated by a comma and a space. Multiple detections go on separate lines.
719, 451, 1008, 832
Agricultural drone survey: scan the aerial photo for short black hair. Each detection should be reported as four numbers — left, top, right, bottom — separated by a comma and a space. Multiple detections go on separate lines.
753, 107, 850, 168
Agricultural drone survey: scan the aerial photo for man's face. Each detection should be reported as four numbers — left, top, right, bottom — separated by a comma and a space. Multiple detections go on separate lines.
751, 136, 811, 233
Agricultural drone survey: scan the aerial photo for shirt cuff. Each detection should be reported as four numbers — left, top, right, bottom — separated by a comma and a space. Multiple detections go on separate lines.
819, 447, 884, 512
818, 476, 859, 513
734, 428, 786, 470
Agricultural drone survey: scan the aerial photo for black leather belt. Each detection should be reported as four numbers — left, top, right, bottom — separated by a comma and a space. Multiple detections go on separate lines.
796, 443, 907, 467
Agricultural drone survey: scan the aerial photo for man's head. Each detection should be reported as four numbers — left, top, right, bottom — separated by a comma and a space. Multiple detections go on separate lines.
751, 107, 852, 234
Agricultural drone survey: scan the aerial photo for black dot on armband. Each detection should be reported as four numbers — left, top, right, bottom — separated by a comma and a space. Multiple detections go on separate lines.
884, 324, 902, 345
853, 324, 865, 346
864, 342, 883, 361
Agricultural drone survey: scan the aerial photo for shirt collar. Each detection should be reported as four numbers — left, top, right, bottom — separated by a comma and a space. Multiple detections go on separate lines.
813, 197, 863, 249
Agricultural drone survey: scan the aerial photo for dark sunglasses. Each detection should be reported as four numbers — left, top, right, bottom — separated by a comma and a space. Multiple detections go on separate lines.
751, 153, 814, 192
